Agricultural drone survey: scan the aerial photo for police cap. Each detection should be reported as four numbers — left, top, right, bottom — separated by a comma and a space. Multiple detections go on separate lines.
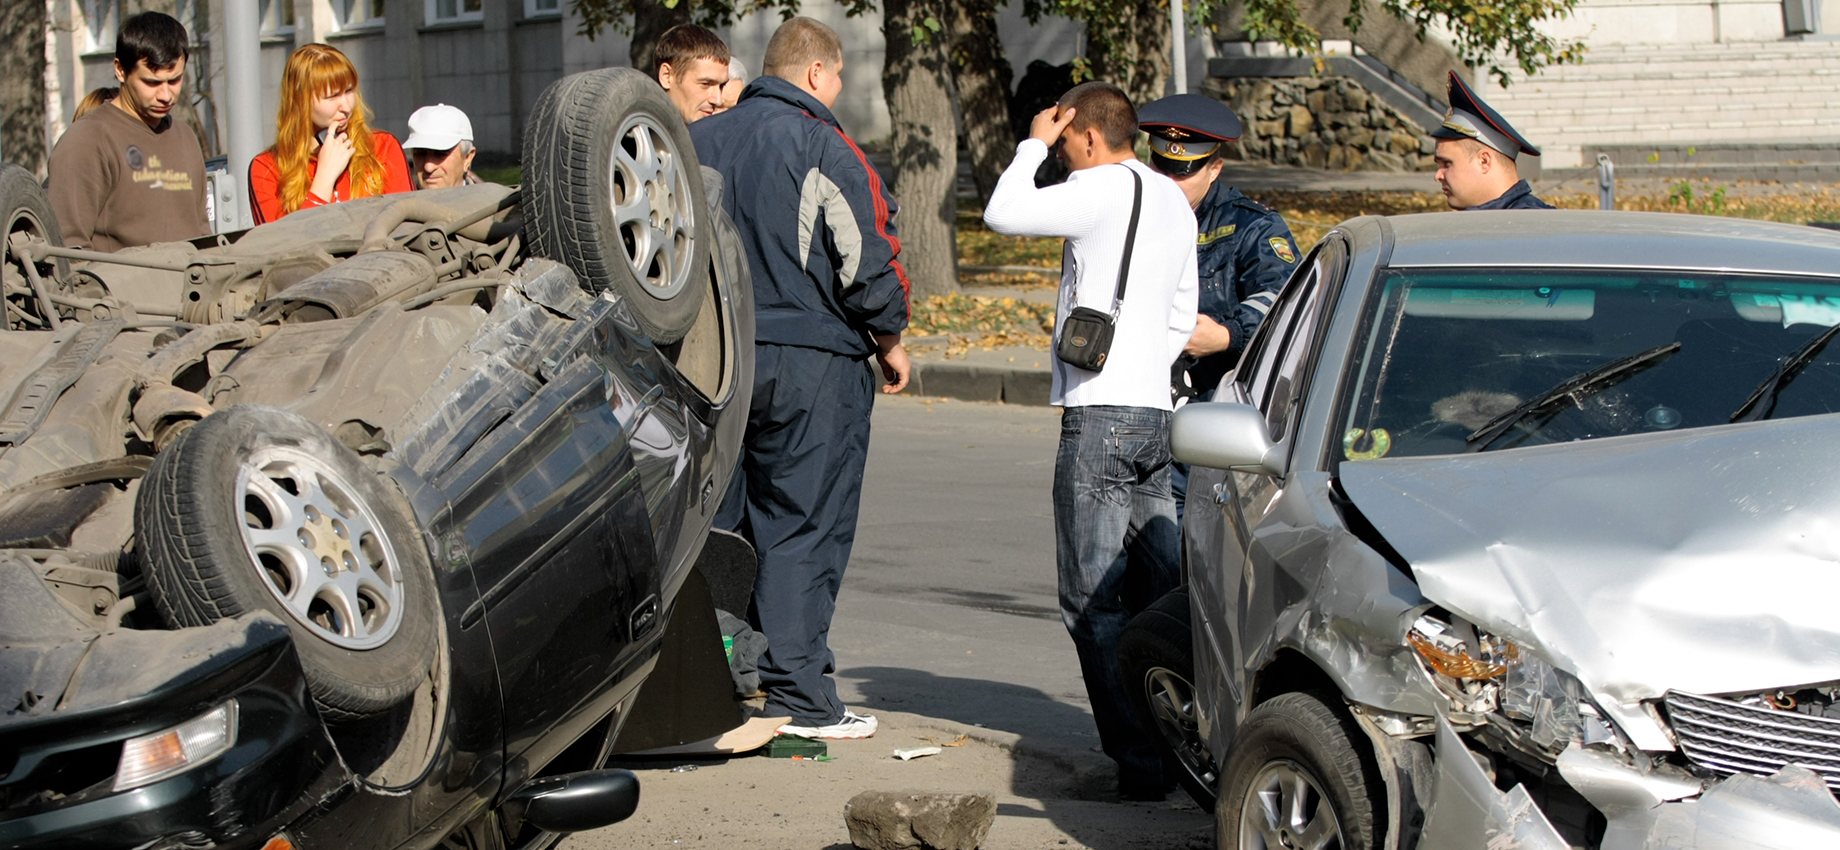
1429, 70, 1541, 160
1139, 94, 1243, 177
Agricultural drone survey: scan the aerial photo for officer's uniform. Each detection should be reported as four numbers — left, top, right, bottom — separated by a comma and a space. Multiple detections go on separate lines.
1140, 95, 1300, 523
1138, 94, 1300, 399
1432, 71, 1555, 210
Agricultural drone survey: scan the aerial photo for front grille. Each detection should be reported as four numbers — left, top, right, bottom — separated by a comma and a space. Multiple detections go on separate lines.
1665, 690, 1840, 791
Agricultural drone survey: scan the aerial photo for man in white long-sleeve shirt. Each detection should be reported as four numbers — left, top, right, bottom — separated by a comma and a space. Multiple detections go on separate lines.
984, 81, 1199, 801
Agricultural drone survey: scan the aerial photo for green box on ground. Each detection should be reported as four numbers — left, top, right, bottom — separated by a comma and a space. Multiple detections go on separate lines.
763, 735, 828, 759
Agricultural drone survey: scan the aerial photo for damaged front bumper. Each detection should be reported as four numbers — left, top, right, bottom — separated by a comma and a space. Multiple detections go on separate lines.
1418, 717, 1840, 850
0, 612, 350, 849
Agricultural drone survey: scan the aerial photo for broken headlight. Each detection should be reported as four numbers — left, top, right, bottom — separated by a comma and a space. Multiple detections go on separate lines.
1409, 614, 1610, 754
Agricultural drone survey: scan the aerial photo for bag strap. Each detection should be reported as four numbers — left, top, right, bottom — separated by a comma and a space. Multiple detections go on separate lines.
1109, 166, 1144, 316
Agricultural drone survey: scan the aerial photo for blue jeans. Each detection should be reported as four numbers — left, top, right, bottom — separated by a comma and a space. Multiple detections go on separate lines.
1053, 405, 1182, 786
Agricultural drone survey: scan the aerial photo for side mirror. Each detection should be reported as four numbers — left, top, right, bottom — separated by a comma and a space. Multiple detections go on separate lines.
1172, 402, 1284, 476
506, 769, 641, 833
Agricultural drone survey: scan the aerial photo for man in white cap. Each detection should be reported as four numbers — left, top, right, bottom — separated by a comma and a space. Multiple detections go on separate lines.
718, 57, 747, 113
403, 104, 478, 190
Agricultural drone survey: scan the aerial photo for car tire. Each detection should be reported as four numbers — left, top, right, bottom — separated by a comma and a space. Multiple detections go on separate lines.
1, 162, 70, 324
1217, 691, 1383, 850
136, 405, 440, 721
1118, 587, 1217, 812
522, 67, 710, 344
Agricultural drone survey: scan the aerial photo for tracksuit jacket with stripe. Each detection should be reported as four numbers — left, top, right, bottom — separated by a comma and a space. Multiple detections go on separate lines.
689, 76, 910, 355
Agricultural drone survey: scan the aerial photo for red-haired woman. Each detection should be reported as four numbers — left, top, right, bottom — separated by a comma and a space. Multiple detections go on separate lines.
249, 43, 410, 223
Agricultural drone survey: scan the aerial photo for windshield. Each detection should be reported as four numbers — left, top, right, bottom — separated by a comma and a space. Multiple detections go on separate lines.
1334, 268, 1840, 460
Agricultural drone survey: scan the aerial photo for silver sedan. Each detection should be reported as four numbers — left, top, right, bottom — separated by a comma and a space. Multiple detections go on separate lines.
1122, 211, 1840, 849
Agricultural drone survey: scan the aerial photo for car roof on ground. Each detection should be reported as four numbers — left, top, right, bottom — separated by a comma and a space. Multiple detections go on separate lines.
1381, 210, 1840, 278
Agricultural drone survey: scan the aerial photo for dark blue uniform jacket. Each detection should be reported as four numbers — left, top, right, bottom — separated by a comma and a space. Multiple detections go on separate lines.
1188, 180, 1299, 393
690, 76, 910, 356
1473, 179, 1555, 210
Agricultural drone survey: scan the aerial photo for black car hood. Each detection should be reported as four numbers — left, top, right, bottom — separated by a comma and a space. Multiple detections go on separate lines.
1340, 414, 1840, 711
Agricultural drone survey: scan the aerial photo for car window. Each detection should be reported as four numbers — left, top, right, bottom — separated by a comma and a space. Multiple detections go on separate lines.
1263, 266, 1330, 443
1239, 246, 1331, 442
1334, 267, 1840, 462
1239, 248, 1324, 410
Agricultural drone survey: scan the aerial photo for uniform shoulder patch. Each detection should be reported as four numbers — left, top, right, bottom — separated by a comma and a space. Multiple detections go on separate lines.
1269, 237, 1297, 263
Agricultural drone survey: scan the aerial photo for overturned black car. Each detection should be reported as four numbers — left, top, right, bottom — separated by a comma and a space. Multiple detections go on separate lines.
0, 68, 752, 849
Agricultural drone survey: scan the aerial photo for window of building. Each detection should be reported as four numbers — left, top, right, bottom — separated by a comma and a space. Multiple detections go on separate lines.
259, 0, 296, 37
83, 0, 122, 54
336, 0, 386, 31
524, 0, 561, 17
426, 0, 484, 25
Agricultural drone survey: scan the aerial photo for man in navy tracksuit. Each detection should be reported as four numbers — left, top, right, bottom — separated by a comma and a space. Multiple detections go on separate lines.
690, 16, 911, 740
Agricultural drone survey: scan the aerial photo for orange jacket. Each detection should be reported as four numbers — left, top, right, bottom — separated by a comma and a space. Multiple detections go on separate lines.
248, 130, 411, 224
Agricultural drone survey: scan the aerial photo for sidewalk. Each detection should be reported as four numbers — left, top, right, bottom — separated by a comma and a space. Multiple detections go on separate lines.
571, 710, 1211, 850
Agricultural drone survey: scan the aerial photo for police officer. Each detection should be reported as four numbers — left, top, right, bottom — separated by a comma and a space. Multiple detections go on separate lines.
1140, 94, 1299, 400
1140, 94, 1299, 520
1431, 70, 1554, 210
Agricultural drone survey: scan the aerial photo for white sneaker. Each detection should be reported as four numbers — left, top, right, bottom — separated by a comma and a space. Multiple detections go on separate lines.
776, 710, 878, 739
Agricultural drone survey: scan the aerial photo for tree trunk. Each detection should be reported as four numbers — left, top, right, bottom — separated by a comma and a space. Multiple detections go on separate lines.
1, 0, 48, 175
882, 0, 960, 299
947, 0, 1013, 208
1086, 0, 1171, 108
629, 0, 693, 76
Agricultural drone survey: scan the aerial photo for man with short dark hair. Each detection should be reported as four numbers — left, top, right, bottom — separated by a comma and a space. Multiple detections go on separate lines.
1431, 71, 1554, 210
984, 81, 1199, 802
653, 24, 731, 125
47, 11, 207, 252
690, 16, 910, 742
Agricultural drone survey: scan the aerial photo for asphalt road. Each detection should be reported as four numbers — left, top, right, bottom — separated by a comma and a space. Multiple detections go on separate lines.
831, 395, 1095, 757
567, 393, 1213, 850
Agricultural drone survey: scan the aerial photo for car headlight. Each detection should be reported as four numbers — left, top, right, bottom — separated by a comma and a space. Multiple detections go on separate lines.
114, 700, 238, 791
1409, 615, 1605, 753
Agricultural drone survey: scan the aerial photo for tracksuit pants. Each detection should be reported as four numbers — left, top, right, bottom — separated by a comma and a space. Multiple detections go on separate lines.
716, 342, 874, 725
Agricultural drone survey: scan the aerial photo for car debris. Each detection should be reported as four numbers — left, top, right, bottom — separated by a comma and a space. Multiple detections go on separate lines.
0, 67, 754, 850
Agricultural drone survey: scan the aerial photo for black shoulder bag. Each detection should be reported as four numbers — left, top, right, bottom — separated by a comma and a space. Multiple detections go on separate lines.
1055, 166, 1143, 373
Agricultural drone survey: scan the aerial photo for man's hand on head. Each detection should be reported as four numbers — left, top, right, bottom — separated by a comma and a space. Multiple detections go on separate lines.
873, 333, 911, 394
1029, 106, 1076, 147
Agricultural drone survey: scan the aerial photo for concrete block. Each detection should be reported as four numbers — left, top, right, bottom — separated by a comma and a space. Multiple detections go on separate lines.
1002, 370, 1052, 406
844, 790, 996, 850
912, 364, 1003, 403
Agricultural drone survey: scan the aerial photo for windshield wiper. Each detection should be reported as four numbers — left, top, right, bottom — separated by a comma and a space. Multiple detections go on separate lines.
1729, 322, 1840, 423
1465, 342, 1682, 452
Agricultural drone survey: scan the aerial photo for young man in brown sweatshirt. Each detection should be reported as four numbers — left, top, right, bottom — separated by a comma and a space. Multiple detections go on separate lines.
47, 12, 209, 253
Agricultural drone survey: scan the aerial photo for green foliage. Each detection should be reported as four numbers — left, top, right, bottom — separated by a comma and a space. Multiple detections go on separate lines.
910, 14, 942, 44
1666, 181, 1728, 215
570, 0, 876, 41
1025, 0, 1585, 89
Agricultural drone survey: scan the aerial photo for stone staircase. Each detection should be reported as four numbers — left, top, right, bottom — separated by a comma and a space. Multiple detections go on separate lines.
1483, 41, 1840, 170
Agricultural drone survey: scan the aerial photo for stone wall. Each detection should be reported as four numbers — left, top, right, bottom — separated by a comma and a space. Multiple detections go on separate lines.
1204, 75, 1437, 172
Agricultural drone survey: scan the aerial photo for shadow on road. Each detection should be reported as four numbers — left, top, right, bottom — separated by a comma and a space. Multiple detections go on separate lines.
842, 666, 1208, 850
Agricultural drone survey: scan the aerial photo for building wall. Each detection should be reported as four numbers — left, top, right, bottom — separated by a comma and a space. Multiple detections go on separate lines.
43, 0, 1204, 162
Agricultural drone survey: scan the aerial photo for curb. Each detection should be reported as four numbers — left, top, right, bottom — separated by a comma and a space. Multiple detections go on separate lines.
898, 361, 1052, 406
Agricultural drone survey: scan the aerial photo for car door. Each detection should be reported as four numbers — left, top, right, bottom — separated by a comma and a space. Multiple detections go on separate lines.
438, 299, 668, 775
1187, 236, 1344, 746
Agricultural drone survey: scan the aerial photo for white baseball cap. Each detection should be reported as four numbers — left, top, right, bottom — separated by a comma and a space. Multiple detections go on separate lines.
403, 104, 473, 151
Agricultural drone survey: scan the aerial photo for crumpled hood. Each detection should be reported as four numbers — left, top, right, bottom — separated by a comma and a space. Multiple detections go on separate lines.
1339, 414, 1840, 713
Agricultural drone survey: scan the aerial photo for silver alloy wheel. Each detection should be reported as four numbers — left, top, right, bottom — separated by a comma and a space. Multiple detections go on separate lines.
609, 113, 695, 302
1240, 759, 1343, 850
237, 445, 405, 650
1145, 665, 1217, 794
